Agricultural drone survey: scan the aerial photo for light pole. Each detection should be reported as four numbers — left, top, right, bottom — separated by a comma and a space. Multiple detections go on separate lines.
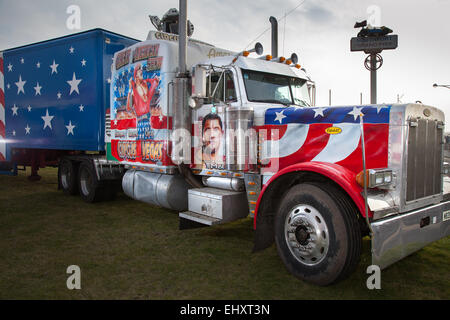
433, 83, 450, 89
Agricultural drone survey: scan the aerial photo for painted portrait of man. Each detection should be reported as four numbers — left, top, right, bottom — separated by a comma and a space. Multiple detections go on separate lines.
195, 113, 225, 169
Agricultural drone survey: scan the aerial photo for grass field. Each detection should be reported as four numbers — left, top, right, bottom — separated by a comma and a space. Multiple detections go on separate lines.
0, 167, 449, 300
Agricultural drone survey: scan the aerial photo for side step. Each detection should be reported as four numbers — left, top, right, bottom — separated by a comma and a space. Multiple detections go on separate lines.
179, 211, 221, 229
179, 187, 249, 229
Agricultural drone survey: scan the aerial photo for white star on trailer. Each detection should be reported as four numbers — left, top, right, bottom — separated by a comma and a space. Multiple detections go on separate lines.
34, 82, 42, 96
79, 104, 84, 112
313, 107, 326, 118
69, 46, 75, 54
20, 58, 24, 64
65, 121, 76, 135
11, 104, 18, 116
67, 72, 82, 95
6, 83, 10, 89
27, 105, 32, 112
15, 75, 26, 95
12, 130, 16, 136
50, 60, 59, 74
7, 63, 13, 72
36, 62, 41, 68
81, 59, 86, 67
274, 110, 287, 124
348, 106, 364, 121
41, 109, 54, 130
25, 125, 31, 135
57, 92, 62, 99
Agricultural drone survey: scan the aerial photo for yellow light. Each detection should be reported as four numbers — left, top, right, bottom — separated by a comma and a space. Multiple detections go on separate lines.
356, 170, 369, 188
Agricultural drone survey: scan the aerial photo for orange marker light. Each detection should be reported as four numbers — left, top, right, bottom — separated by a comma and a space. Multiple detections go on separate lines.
265, 55, 272, 61
285, 59, 292, 65
279, 56, 286, 63
243, 51, 250, 57
356, 170, 369, 188
295, 64, 301, 69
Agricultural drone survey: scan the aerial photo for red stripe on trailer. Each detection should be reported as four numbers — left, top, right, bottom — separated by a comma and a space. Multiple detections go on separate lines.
0, 52, 5, 162
0, 121, 5, 137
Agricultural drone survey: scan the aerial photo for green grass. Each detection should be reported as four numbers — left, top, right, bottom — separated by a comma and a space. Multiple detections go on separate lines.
0, 167, 449, 299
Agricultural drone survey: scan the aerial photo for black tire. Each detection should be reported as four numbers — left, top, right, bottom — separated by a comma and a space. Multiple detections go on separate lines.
77, 161, 105, 203
274, 183, 362, 286
58, 158, 78, 195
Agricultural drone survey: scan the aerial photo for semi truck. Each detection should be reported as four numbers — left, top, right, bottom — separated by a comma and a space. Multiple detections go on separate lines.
1, 1, 449, 286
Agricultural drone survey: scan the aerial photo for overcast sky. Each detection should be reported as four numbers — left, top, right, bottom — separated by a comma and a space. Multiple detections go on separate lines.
1, 0, 449, 126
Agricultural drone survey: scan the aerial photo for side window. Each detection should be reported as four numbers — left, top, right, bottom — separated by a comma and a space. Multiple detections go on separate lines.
224, 72, 237, 102
206, 70, 237, 103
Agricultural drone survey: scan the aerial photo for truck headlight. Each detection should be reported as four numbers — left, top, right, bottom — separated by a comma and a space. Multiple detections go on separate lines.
356, 169, 394, 188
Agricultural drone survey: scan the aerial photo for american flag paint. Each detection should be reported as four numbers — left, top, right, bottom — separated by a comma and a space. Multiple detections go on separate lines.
259, 105, 390, 175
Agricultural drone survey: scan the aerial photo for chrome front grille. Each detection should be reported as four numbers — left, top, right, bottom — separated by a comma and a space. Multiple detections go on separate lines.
406, 118, 444, 202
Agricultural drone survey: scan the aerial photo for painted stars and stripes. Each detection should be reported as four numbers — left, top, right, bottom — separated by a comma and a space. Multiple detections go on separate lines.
261, 105, 391, 174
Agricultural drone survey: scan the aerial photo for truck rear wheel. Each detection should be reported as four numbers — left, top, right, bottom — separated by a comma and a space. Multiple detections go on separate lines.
58, 158, 78, 195
78, 161, 105, 203
274, 183, 361, 286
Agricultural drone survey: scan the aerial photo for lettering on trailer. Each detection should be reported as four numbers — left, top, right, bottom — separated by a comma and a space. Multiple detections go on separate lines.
133, 44, 159, 63
146, 57, 163, 71
207, 48, 232, 59
118, 141, 137, 160
116, 49, 131, 70
154, 31, 180, 42
141, 141, 163, 162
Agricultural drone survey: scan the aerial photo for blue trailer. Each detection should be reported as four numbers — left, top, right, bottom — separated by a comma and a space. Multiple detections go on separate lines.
0, 29, 139, 199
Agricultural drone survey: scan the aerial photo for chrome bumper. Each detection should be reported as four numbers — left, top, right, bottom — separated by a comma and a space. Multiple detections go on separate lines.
371, 200, 450, 269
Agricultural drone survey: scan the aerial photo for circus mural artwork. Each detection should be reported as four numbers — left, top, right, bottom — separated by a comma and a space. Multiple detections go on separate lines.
110, 44, 172, 166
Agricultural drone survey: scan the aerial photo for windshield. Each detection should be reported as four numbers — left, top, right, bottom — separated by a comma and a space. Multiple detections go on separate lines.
242, 69, 311, 107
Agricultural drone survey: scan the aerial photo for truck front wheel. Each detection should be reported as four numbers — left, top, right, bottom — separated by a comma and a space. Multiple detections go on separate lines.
274, 183, 361, 286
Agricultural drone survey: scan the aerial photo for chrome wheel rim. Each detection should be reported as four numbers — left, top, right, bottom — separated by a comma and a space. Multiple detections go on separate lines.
284, 204, 329, 266
61, 164, 70, 190
80, 167, 92, 196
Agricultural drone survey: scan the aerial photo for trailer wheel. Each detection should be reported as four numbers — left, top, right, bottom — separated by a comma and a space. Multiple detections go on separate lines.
58, 159, 78, 195
274, 183, 361, 286
78, 161, 104, 203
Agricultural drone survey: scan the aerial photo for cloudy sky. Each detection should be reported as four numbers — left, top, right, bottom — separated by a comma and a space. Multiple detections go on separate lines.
1, 0, 449, 125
